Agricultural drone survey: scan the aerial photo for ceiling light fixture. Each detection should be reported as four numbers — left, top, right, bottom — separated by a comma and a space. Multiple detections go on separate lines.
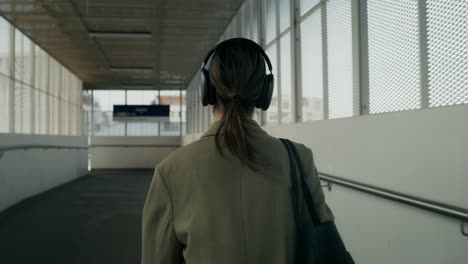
121, 85, 155, 90
89, 31, 152, 39
111, 67, 153, 74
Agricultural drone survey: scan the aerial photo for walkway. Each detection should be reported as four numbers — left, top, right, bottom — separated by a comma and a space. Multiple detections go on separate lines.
0, 170, 153, 264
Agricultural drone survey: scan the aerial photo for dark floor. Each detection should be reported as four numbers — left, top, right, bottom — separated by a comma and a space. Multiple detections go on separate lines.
0, 170, 153, 264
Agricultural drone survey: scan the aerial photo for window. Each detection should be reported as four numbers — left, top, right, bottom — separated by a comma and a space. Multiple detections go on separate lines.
367, 0, 421, 114
0, 21, 82, 136
92, 90, 125, 136
327, 0, 353, 118
427, 0, 468, 107
0, 17, 10, 76
300, 8, 324, 121
14, 30, 23, 83
126, 90, 160, 136
280, 32, 292, 123
160, 90, 182, 136
0, 17, 10, 133
263, 0, 277, 44
0, 75, 9, 133
279, 0, 290, 33
300, 0, 321, 17
265, 43, 279, 125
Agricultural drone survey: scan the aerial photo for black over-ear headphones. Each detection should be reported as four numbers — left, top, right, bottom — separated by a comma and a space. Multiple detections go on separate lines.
200, 38, 274, 111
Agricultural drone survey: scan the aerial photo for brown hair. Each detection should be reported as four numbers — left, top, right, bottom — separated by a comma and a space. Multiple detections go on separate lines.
208, 40, 267, 170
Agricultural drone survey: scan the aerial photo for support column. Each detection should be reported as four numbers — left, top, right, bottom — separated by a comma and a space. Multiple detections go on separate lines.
418, 0, 430, 109
352, 0, 369, 115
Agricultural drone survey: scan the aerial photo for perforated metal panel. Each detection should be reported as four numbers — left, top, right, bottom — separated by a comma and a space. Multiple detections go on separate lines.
300, 8, 323, 121
427, 0, 468, 107
368, 0, 421, 114
327, 0, 353, 119
300, 0, 321, 17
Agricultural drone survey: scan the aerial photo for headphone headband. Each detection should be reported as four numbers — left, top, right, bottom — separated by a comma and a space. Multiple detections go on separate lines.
201, 38, 273, 73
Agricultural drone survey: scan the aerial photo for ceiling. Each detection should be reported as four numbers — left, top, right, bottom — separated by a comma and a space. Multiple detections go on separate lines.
0, 0, 244, 90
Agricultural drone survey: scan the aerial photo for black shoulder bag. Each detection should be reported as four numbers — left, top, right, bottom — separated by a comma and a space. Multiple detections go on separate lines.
280, 138, 354, 264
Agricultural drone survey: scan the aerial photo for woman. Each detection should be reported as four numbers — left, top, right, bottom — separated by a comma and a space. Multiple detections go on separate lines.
142, 38, 333, 264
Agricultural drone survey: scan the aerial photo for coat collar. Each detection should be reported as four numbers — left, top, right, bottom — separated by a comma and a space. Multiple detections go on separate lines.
201, 119, 268, 138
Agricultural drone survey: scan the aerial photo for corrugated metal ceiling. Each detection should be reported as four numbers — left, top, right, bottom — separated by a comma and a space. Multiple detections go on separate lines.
0, 0, 243, 90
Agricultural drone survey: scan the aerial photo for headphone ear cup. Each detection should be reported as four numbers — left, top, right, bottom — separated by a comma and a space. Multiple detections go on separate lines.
256, 74, 274, 110
208, 76, 217, 105
201, 69, 209, 106
201, 69, 216, 106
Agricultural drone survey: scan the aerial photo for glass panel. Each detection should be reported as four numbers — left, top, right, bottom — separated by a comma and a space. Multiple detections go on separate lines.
36, 88, 47, 134
127, 90, 159, 104
23, 35, 32, 85
265, 43, 279, 125
160, 90, 182, 136
49, 59, 60, 97
38, 49, 48, 92
327, 0, 353, 119
250, 0, 260, 43
22, 84, 31, 133
280, 32, 292, 123
82, 90, 92, 136
126, 90, 160, 136
263, 0, 277, 44
300, 9, 323, 121
427, 0, 468, 107
0, 75, 9, 132
0, 17, 10, 76
14, 30, 23, 83
181, 90, 186, 135
61, 68, 70, 135
300, 0, 321, 17
14, 81, 21, 133
368, 0, 421, 114
52, 95, 59, 135
33, 45, 40, 134
279, 0, 290, 33
92, 90, 125, 136
93, 111, 125, 136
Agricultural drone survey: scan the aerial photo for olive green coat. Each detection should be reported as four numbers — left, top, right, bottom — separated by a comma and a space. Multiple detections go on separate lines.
142, 119, 333, 264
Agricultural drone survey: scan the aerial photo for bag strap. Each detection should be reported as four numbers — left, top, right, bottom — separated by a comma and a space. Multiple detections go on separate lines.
279, 139, 301, 234
280, 138, 321, 225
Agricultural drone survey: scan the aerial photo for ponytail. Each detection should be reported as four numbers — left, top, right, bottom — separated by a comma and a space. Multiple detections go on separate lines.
214, 97, 258, 171
208, 43, 266, 171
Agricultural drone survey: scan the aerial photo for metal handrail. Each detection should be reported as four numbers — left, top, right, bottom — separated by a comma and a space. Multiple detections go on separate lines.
0, 145, 89, 152
91, 144, 180, 148
319, 172, 468, 236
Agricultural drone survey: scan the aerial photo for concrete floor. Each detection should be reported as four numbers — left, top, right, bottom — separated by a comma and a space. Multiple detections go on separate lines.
0, 170, 153, 264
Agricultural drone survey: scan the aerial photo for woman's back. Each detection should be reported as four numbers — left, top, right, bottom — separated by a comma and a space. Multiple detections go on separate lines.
142, 119, 333, 264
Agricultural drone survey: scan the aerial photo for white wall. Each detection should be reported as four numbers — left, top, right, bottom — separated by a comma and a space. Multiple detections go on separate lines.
182, 104, 468, 264
91, 136, 181, 169
0, 134, 88, 212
